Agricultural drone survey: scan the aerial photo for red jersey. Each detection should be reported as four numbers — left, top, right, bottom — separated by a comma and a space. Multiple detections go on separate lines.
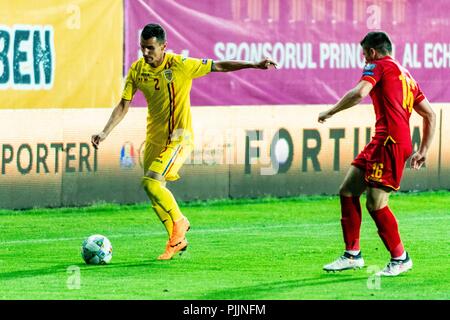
360, 56, 426, 145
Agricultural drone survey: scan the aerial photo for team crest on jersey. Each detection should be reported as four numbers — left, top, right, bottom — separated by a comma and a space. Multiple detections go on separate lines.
162, 69, 174, 83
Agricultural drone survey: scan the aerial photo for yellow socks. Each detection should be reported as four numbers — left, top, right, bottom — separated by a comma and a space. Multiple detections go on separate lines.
151, 203, 173, 237
142, 177, 183, 223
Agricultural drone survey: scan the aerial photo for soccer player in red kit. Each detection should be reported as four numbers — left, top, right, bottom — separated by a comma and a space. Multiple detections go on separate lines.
318, 32, 436, 276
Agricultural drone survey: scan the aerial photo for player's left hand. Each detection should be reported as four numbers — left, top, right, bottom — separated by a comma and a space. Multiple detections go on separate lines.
318, 111, 332, 123
255, 58, 278, 69
410, 152, 426, 170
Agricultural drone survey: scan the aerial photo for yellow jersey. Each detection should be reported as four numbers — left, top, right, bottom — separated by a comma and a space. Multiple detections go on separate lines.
122, 52, 213, 146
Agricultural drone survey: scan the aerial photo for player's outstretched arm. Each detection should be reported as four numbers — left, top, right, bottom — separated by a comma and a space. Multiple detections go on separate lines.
91, 98, 131, 150
318, 80, 373, 123
410, 98, 436, 170
211, 58, 277, 72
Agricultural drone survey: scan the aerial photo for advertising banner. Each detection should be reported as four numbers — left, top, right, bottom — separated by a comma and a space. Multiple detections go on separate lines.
0, 0, 123, 109
124, 0, 450, 107
0, 104, 447, 209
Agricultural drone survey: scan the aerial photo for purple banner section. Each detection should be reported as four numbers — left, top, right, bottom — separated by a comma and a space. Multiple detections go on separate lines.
125, 0, 450, 106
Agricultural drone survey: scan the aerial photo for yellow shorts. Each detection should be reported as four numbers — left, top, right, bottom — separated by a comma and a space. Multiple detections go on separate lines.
144, 141, 191, 181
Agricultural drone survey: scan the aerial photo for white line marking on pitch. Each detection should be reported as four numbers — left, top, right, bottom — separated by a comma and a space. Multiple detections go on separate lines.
0, 216, 447, 246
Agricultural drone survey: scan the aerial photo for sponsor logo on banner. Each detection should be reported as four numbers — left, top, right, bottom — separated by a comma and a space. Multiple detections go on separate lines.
1, 142, 97, 175
120, 142, 136, 168
0, 25, 55, 90
0, 1, 123, 109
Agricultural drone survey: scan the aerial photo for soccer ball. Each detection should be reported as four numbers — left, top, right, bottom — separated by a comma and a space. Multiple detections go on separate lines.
81, 234, 113, 265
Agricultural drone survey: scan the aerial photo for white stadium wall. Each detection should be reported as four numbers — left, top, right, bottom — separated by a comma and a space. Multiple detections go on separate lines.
0, 104, 448, 209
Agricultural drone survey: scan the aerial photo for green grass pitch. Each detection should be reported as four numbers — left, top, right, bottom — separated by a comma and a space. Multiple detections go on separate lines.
0, 191, 449, 300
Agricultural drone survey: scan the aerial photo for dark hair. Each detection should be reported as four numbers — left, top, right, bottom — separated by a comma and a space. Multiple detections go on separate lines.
360, 31, 392, 55
141, 23, 166, 43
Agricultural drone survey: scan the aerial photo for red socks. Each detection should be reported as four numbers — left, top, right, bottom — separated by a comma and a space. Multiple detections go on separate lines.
340, 197, 405, 258
369, 206, 404, 258
340, 196, 362, 251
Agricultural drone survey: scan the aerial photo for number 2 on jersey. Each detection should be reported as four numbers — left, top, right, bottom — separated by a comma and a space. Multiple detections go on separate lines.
153, 78, 160, 90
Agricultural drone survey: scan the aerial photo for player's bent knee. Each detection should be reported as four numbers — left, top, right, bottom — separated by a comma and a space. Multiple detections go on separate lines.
366, 198, 387, 212
365, 201, 376, 213
366, 196, 377, 212
339, 183, 360, 197
366, 187, 390, 212
141, 176, 162, 199
339, 185, 353, 197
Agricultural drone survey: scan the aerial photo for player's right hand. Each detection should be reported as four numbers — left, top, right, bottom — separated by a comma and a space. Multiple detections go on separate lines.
91, 132, 107, 150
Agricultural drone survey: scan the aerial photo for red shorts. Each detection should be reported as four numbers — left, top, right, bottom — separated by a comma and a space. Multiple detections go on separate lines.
351, 137, 412, 191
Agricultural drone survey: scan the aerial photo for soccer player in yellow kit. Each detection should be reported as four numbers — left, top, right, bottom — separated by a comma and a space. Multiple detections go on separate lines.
91, 24, 277, 260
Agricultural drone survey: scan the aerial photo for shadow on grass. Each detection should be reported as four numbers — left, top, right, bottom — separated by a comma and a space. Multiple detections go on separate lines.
198, 273, 368, 300
0, 259, 184, 281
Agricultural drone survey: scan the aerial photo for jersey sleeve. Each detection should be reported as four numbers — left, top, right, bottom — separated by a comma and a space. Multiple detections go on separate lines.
181, 57, 213, 79
414, 83, 426, 105
121, 67, 137, 101
360, 62, 383, 86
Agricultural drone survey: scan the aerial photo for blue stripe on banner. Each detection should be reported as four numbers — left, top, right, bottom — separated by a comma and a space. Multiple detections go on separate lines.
161, 145, 182, 176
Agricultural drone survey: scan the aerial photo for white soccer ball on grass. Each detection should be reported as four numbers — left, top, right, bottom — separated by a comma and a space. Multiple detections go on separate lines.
81, 234, 113, 265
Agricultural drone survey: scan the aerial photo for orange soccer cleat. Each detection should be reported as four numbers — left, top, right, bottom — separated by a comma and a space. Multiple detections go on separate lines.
169, 216, 190, 247
157, 238, 188, 260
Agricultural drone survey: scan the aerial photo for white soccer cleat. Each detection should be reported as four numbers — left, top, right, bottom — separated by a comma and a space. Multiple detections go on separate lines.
323, 252, 365, 272
376, 252, 413, 277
